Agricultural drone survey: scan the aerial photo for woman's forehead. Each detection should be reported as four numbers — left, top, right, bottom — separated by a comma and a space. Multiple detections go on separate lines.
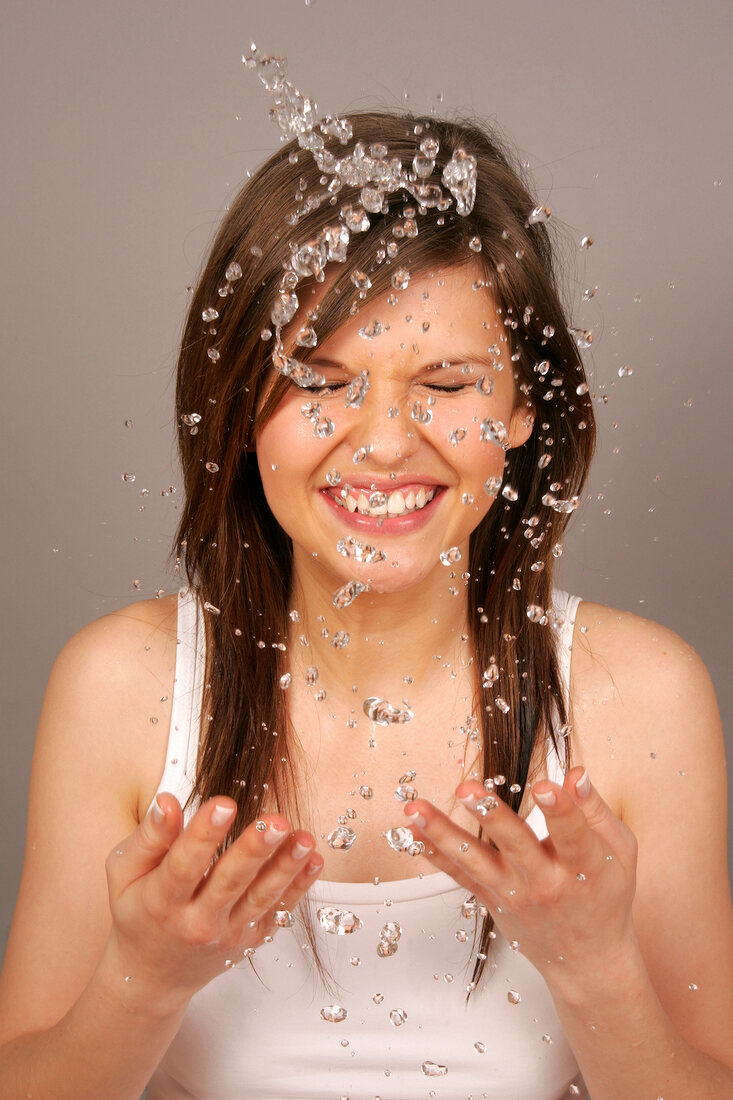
288, 262, 509, 367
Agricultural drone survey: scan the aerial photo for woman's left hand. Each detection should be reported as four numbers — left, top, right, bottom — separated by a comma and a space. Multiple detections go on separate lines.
404, 766, 640, 981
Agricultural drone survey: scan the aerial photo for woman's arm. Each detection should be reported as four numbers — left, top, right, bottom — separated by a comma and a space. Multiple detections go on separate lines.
0, 605, 322, 1100
403, 606, 733, 1098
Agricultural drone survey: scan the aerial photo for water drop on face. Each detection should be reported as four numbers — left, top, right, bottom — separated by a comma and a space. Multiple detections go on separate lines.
344, 370, 371, 409
333, 580, 370, 609
480, 418, 507, 447
411, 400, 432, 425
320, 1004, 348, 1023
439, 546, 462, 566
328, 825, 356, 850
475, 375, 495, 397
391, 268, 410, 290
421, 1061, 448, 1077
484, 476, 502, 498
317, 906, 363, 935
448, 427, 467, 446
326, 468, 341, 486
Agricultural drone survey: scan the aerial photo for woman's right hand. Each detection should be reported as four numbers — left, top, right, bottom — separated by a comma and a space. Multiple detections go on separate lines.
103, 793, 322, 1009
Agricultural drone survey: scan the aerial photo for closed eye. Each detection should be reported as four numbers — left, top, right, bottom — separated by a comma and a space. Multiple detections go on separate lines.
296, 381, 349, 396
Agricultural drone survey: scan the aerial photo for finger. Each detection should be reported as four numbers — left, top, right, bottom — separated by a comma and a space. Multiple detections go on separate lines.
453, 781, 549, 876
106, 792, 183, 897
155, 797, 251, 902
238, 850, 325, 931
405, 816, 499, 903
203, 824, 313, 913
566, 766, 638, 869
402, 800, 507, 895
531, 772, 605, 871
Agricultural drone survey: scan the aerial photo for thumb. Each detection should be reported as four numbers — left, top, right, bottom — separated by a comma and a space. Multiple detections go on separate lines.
565, 766, 628, 844
106, 792, 183, 896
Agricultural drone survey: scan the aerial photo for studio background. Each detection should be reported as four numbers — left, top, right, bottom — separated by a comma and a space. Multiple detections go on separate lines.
2, 0, 731, 958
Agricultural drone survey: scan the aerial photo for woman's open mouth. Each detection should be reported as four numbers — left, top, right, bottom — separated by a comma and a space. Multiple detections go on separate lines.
320, 481, 445, 531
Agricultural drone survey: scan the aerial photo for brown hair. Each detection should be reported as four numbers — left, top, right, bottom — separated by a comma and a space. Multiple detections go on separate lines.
174, 110, 596, 987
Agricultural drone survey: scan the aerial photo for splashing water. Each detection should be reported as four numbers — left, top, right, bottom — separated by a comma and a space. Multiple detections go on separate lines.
384, 826, 415, 852
320, 1004, 348, 1023
344, 370, 371, 408
273, 909, 294, 928
480, 418, 507, 447
439, 546, 462, 566
317, 906, 363, 935
421, 1061, 448, 1077
332, 580, 370, 609
336, 536, 386, 563
327, 825, 356, 850
363, 697, 414, 725
377, 920, 402, 958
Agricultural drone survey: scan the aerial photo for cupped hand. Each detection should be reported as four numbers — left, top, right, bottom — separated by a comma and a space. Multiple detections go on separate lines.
403, 767, 639, 979
104, 793, 322, 1005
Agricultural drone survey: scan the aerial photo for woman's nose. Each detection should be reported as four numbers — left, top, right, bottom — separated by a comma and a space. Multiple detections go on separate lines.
346, 387, 421, 468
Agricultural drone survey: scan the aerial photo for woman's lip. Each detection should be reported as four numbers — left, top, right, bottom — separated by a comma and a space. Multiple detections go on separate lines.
319, 487, 444, 532
320, 477, 444, 493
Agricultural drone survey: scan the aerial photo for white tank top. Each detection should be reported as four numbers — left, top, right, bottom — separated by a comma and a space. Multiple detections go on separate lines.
147, 589, 586, 1100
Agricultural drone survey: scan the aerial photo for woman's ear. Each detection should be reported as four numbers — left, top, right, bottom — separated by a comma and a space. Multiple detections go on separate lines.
506, 399, 535, 449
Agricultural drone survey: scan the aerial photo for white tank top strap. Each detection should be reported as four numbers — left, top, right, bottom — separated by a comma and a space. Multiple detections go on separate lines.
154, 589, 205, 811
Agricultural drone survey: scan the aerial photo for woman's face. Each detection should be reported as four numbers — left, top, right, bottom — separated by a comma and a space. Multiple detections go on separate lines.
256, 263, 534, 598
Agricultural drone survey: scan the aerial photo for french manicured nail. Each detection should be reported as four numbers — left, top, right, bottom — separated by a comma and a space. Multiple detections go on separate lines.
575, 769, 591, 799
264, 823, 290, 846
151, 796, 165, 824
406, 810, 427, 829
533, 789, 556, 808
458, 793, 476, 806
306, 859, 322, 874
211, 803, 236, 827
292, 840, 313, 860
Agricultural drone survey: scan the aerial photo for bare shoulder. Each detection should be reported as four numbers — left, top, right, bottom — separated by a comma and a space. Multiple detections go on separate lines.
569, 600, 723, 820
569, 601, 732, 1061
45, 594, 179, 819
0, 595, 180, 1041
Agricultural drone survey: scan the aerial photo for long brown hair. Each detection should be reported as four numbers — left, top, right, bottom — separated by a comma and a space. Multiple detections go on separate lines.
174, 110, 596, 987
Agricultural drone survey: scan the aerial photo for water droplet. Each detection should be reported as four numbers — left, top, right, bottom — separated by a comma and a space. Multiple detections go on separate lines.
363, 697, 413, 725
480, 418, 507, 446
411, 400, 432, 424
541, 492, 579, 514
202, 307, 219, 323
123, 418, 133, 429
326, 468, 341, 486
327, 825, 356, 851
320, 1004, 348, 1023
442, 147, 477, 215
390, 268, 411, 291
384, 826, 415, 851
475, 795, 499, 815
205, 461, 219, 473
351, 270, 372, 291
203, 601, 220, 616
501, 484, 518, 502
475, 375, 495, 397
576, 872, 586, 882
394, 784, 417, 802
528, 205, 551, 224
507, 990, 521, 1005
580, 236, 594, 249
279, 673, 292, 689
340, 203, 370, 232
255, 820, 267, 832
358, 785, 373, 799
439, 546, 462, 566
389, 1008, 408, 1026
688, 982, 699, 991
331, 630, 350, 649
273, 909, 294, 928
542, 1033, 553, 1044
526, 604, 545, 623
333, 580, 370, 609
271, 291, 299, 327
421, 1061, 448, 1077
305, 666, 319, 686
344, 370, 371, 409
474, 1040, 486, 1053
225, 261, 242, 282
122, 472, 136, 483
618, 364, 633, 377
468, 235, 482, 252
336, 536, 387, 564
317, 906, 363, 935
295, 324, 318, 348
358, 319, 384, 340
495, 697, 510, 714
448, 427, 467, 447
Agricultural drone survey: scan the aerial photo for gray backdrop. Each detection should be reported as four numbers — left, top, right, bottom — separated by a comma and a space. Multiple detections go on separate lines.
2, 0, 731, 960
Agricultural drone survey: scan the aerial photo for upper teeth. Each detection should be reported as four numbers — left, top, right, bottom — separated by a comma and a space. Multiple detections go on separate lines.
336, 486, 436, 516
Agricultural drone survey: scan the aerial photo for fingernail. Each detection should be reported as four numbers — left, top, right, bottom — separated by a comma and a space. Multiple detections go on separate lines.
533, 789, 556, 808
264, 823, 290, 846
458, 793, 476, 805
292, 840, 313, 860
405, 810, 427, 829
151, 796, 165, 825
211, 803, 236, 827
575, 769, 591, 799
306, 859, 322, 875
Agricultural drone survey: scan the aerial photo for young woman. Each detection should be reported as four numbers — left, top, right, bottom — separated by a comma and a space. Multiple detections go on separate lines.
0, 81, 731, 1099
